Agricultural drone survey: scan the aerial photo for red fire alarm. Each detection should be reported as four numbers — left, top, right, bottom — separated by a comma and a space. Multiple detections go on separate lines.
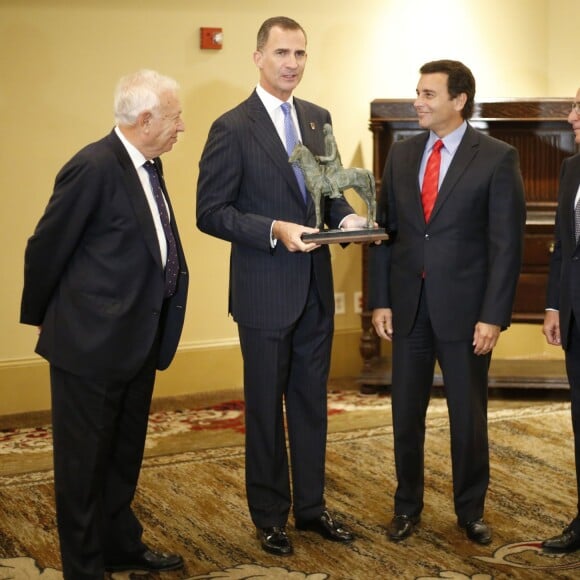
200, 27, 223, 50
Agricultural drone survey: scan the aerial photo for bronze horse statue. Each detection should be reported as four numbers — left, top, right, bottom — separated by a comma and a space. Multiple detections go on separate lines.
288, 130, 376, 229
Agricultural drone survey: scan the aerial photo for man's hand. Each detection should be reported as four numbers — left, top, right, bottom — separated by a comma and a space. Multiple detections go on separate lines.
341, 214, 368, 230
472, 322, 501, 355
341, 214, 383, 245
542, 310, 561, 346
273, 220, 321, 253
372, 308, 393, 341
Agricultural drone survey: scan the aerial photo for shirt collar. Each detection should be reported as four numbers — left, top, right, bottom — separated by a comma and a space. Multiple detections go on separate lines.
256, 84, 294, 114
428, 121, 467, 154
114, 126, 148, 169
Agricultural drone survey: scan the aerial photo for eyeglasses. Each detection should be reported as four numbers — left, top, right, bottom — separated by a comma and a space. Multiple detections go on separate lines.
572, 102, 580, 115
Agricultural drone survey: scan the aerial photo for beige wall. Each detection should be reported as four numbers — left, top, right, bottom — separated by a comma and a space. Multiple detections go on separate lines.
1, 0, 576, 415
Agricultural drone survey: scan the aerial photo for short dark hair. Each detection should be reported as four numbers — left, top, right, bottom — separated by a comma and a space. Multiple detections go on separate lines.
420, 59, 476, 119
256, 16, 306, 50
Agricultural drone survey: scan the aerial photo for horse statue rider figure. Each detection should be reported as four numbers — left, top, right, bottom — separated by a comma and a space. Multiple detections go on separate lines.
316, 123, 343, 200
288, 123, 376, 230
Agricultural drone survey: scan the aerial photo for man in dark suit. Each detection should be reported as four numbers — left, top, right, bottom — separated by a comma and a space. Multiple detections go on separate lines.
20, 69, 188, 579
196, 16, 366, 556
369, 60, 526, 545
542, 92, 580, 553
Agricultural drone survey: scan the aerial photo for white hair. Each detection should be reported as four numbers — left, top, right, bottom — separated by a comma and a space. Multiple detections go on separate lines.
114, 69, 180, 125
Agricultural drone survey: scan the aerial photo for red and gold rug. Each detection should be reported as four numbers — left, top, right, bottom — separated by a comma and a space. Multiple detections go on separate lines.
1, 388, 580, 579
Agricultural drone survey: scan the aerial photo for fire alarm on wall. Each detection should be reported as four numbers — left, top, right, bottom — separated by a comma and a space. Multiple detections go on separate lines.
200, 27, 223, 50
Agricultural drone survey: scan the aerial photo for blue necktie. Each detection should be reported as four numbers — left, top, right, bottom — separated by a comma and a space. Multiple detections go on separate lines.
281, 102, 307, 202
143, 161, 179, 297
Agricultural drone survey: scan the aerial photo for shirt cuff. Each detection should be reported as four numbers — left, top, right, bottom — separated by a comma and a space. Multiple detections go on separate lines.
270, 220, 278, 248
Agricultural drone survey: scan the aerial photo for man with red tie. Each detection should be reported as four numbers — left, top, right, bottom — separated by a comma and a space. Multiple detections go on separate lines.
369, 60, 526, 545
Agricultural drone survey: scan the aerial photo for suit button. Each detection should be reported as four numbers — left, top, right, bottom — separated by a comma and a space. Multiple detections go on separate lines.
573, 256, 579, 261
152, 310, 160, 316
424, 234, 430, 240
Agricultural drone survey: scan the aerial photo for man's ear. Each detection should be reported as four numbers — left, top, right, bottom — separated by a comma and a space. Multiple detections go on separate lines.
454, 92, 467, 113
138, 111, 153, 131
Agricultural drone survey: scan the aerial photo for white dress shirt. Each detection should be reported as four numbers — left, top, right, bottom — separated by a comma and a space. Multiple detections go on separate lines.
419, 121, 468, 189
114, 126, 169, 266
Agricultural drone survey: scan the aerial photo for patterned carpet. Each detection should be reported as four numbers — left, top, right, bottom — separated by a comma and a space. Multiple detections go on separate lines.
1, 388, 580, 579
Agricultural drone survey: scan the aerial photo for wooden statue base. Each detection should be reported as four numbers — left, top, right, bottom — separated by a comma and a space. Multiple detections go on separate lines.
302, 228, 389, 244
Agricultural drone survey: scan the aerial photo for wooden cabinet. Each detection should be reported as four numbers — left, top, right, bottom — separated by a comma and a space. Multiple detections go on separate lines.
359, 99, 576, 388
513, 214, 556, 321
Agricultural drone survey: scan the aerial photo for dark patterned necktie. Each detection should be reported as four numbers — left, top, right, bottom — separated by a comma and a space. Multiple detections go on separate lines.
421, 139, 444, 222
281, 102, 307, 202
143, 161, 179, 297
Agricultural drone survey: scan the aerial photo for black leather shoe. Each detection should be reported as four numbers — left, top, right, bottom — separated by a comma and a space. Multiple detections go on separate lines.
387, 514, 420, 541
460, 519, 492, 545
256, 526, 294, 556
542, 525, 580, 553
295, 510, 354, 542
105, 549, 184, 572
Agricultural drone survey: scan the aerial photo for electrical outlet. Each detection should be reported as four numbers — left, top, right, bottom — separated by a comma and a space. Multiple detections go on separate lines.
354, 291, 363, 314
334, 292, 345, 314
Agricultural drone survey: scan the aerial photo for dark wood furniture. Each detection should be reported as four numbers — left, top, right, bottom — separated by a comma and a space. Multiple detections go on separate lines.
359, 98, 576, 390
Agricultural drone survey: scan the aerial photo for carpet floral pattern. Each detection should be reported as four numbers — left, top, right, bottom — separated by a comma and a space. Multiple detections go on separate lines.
0, 391, 374, 456
1, 390, 580, 579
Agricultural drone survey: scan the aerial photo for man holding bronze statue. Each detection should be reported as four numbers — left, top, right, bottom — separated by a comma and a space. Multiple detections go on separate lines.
196, 16, 367, 556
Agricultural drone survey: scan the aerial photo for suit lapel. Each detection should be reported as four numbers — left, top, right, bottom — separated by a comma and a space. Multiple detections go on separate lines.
246, 92, 314, 209
564, 155, 580, 246
410, 134, 429, 221
153, 158, 186, 260
294, 99, 322, 212
105, 131, 164, 269
246, 92, 303, 198
429, 125, 479, 222
294, 99, 321, 151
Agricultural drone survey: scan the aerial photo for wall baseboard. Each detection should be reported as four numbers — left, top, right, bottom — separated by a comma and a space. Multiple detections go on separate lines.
0, 329, 364, 420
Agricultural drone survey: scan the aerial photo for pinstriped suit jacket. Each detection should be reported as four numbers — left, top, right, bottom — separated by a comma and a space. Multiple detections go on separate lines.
196, 90, 355, 329
547, 153, 580, 349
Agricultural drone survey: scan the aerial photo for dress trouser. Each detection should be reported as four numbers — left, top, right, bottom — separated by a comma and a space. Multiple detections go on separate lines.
50, 341, 158, 579
564, 315, 580, 532
237, 279, 333, 528
391, 284, 491, 524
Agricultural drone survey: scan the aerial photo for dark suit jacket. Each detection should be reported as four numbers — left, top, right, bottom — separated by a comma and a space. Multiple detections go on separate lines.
546, 153, 580, 349
196, 90, 354, 329
20, 130, 188, 380
369, 124, 526, 341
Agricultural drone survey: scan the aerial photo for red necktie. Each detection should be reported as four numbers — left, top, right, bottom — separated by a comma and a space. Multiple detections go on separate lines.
421, 139, 444, 222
